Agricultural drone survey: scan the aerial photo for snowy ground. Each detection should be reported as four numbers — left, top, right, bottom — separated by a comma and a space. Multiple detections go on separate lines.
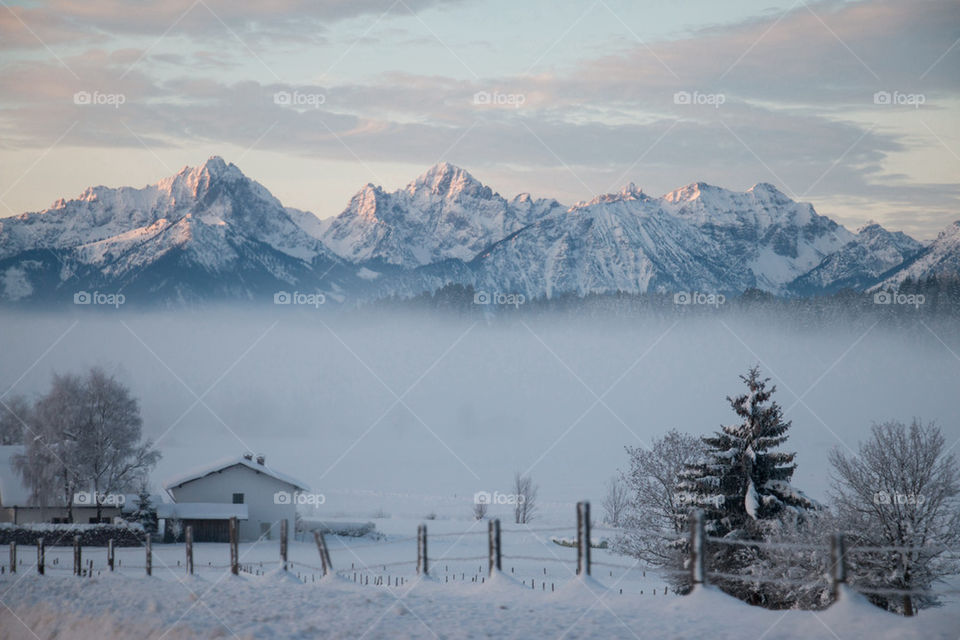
1, 518, 957, 639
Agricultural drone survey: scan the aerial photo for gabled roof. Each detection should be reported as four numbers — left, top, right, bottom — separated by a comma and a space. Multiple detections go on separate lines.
163, 455, 309, 492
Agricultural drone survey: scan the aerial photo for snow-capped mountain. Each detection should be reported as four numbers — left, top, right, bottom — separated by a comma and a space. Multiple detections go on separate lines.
789, 223, 924, 294
872, 220, 960, 289
319, 163, 564, 268
661, 182, 855, 291
1, 157, 954, 306
0, 157, 349, 304
462, 182, 857, 299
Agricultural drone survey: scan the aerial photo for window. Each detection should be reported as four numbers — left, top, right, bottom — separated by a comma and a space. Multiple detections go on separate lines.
232, 493, 244, 504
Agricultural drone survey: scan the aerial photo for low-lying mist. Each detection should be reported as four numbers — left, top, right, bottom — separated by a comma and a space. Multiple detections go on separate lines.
1, 307, 957, 520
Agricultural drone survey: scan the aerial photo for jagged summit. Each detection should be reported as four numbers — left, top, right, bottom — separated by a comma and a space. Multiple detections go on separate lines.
407, 162, 491, 199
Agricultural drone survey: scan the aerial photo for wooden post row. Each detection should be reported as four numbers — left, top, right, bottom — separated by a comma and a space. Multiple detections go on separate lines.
280, 519, 288, 569
689, 510, 705, 587
313, 531, 332, 576
185, 526, 194, 575
488, 519, 501, 577
830, 532, 846, 601
229, 516, 239, 575
146, 535, 152, 576
417, 524, 428, 576
576, 502, 591, 576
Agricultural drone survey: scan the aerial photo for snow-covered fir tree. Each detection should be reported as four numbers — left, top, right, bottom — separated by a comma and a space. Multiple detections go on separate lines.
677, 366, 819, 606
130, 484, 158, 535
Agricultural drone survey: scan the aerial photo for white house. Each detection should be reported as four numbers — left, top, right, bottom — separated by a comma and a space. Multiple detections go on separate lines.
163, 453, 308, 543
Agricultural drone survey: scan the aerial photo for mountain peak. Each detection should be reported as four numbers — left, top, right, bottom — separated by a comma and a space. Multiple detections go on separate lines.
409, 162, 489, 198
747, 182, 788, 199
663, 181, 716, 204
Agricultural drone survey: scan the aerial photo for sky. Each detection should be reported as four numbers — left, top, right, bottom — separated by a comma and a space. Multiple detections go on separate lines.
0, 0, 958, 240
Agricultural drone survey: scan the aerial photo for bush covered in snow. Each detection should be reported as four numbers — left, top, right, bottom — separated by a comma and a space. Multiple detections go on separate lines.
0, 522, 145, 547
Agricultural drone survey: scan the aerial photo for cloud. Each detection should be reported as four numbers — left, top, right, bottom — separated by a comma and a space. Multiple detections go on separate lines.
0, 0, 957, 236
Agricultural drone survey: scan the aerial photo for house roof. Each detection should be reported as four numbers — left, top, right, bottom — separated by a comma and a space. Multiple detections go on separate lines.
157, 502, 248, 520
162, 455, 309, 492
0, 445, 31, 507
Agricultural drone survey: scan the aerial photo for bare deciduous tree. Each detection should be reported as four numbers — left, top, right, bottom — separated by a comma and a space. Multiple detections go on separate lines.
830, 419, 960, 615
601, 475, 629, 527
614, 430, 705, 587
472, 500, 488, 520
513, 472, 538, 524
13, 368, 160, 522
0, 395, 31, 445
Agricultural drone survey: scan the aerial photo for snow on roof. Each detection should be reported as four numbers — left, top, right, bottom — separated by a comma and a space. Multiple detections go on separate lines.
156, 503, 248, 520
0, 445, 31, 507
162, 455, 309, 492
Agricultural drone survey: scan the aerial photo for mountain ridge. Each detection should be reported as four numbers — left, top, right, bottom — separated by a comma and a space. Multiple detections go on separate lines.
1, 157, 956, 306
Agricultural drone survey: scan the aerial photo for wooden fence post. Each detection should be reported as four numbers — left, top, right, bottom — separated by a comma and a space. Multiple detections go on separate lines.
73, 536, 81, 576
417, 524, 428, 576
280, 519, 288, 569
185, 526, 194, 576
107, 539, 114, 572
145, 535, 152, 576
229, 516, 239, 575
488, 519, 501, 576
9, 542, 15, 574
690, 510, 705, 588
830, 532, 846, 601
37, 538, 44, 575
576, 502, 591, 576
313, 531, 332, 577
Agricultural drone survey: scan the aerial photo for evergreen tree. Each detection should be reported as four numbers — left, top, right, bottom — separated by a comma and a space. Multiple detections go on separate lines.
678, 366, 815, 538
677, 366, 818, 606
130, 484, 158, 534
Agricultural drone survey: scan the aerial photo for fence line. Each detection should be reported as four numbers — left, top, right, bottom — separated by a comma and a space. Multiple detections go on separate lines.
9, 502, 956, 612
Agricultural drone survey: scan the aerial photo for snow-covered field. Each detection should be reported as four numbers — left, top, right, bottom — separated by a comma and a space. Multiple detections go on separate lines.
2, 518, 958, 640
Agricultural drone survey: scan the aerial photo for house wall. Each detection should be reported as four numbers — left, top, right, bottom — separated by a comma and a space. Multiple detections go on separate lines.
167, 464, 297, 542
